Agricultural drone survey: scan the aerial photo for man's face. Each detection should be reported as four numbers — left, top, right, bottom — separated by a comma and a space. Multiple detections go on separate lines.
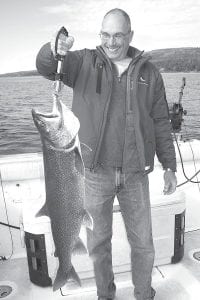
100, 13, 133, 61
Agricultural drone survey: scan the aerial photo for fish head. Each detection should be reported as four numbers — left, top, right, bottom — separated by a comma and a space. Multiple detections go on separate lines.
32, 99, 80, 149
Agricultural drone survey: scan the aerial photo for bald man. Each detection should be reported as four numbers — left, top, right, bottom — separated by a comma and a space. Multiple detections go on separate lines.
36, 8, 177, 300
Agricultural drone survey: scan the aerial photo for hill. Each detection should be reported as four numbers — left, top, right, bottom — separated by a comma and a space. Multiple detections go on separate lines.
146, 47, 200, 72
0, 47, 199, 76
0, 70, 39, 77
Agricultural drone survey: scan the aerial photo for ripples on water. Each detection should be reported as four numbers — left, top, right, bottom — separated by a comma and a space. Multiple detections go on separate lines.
0, 73, 200, 155
0, 76, 72, 154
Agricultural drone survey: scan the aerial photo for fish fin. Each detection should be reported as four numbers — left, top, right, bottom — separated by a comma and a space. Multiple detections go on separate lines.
53, 265, 81, 291
72, 237, 87, 255
74, 147, 84, 176
53, 266, 66, 291
54, 249, 58, 257
35, 203, 49, 217
80, 143, 92, 155
82, 209, 93, 230
73, 136, 85, 175
66, 266, 81, 286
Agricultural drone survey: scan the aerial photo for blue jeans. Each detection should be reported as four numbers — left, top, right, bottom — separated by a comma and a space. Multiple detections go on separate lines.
85, 166, 155, 300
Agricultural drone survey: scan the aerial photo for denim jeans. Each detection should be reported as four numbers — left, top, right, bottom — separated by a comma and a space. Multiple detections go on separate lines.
85, 166, 155, 300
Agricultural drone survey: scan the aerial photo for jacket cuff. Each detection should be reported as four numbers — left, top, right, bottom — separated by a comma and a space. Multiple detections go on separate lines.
163, 168, 176, 172
162, 163, 177, 172
36, 42, 58, 80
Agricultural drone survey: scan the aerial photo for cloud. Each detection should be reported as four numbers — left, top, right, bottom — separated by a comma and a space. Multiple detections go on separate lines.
37, 0, 200, 51
40, 3, 73, 14
2, 0, 200, 73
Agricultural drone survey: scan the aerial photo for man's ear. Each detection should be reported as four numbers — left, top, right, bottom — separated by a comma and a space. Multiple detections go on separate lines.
129, 30, 134, 43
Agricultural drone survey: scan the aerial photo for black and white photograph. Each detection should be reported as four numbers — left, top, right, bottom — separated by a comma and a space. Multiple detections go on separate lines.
0, 1, 200, 299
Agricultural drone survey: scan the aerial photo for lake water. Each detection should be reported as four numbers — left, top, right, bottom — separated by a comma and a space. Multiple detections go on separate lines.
0, 73, 200, 155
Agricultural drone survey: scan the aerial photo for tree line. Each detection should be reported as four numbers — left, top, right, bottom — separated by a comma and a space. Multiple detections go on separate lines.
147, 47, 200, 72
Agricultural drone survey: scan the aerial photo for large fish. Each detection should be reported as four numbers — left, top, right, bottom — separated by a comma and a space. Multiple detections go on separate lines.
32, 98, 92, 291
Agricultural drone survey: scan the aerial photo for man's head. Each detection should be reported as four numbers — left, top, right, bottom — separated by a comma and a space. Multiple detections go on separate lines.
100, 8, 133, 61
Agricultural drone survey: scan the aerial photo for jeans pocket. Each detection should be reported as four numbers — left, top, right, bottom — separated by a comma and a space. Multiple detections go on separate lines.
85, 167, 111, 195
130, 181, 144, 206
122, 174, 149, 209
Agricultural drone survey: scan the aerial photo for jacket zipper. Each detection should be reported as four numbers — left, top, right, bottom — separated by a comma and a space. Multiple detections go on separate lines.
121, 57, 150, 172
121, 61, 136, 172
90, 82, 113, 171
90, 48, 149, 171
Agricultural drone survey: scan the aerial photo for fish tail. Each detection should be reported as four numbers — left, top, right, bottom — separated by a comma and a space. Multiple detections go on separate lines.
53, 265, 81, 291
35, 202, 49, 217
82, 209, 93, 230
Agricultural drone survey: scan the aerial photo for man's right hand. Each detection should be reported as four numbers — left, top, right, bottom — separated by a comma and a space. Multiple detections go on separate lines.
50, 31, 74, 57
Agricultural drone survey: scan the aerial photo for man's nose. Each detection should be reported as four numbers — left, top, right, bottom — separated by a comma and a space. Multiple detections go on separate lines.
107, 36, 116, 46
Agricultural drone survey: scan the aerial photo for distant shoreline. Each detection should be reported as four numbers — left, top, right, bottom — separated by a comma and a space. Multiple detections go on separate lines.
0, 70, 40, 78
1, 46, 200, 77
0, 70, 199, 78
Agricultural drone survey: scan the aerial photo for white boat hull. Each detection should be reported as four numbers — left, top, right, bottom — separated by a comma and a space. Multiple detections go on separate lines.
0, 139, 200, 268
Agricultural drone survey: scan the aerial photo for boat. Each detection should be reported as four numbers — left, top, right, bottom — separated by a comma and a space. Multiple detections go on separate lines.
0, 66, 200, 299
0, 135, 200, 299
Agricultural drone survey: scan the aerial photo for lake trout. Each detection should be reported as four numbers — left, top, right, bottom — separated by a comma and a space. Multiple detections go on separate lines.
32, 98, 92, 291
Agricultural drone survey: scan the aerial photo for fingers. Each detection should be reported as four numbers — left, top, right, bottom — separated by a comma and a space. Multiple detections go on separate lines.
163, 170, 177, 195
50, 31, 74, 56
163, 181, 176, 195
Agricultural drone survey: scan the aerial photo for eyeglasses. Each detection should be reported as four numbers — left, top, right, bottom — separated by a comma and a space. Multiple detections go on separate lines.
99, 31, 130, 41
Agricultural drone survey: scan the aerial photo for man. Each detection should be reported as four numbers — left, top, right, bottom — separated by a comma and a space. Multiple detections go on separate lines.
36, 8, 177, 300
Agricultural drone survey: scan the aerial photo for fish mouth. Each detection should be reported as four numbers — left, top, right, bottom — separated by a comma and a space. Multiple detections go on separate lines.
32, 109, 61, 128
32, 109, 59, 119
32, 99, 80, 147
31, 109, 60, 135
32, 98, 64, 128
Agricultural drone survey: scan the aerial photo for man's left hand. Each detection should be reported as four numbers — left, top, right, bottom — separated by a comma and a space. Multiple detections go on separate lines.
163, 170, 177, 195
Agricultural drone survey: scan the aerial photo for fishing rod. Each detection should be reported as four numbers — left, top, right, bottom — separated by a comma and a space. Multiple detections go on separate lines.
0, 169, 14, 260
169, 77, 187, 133
170, 77, 200, 186
174, 132, 200, 187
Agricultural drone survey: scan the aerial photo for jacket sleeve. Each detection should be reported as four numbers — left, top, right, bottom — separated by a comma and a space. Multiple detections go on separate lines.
151, 71, 177, 172
36, 42, 85, 88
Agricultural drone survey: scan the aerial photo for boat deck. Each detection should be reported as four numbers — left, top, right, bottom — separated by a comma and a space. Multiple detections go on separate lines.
1, 229, 200, 300
1, 140, 200, 299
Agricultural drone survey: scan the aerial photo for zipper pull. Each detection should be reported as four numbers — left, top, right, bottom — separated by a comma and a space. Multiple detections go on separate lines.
130, 80, 134, 89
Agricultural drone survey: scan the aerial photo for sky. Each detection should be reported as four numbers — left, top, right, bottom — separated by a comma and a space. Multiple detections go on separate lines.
0, 0, 200, 74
